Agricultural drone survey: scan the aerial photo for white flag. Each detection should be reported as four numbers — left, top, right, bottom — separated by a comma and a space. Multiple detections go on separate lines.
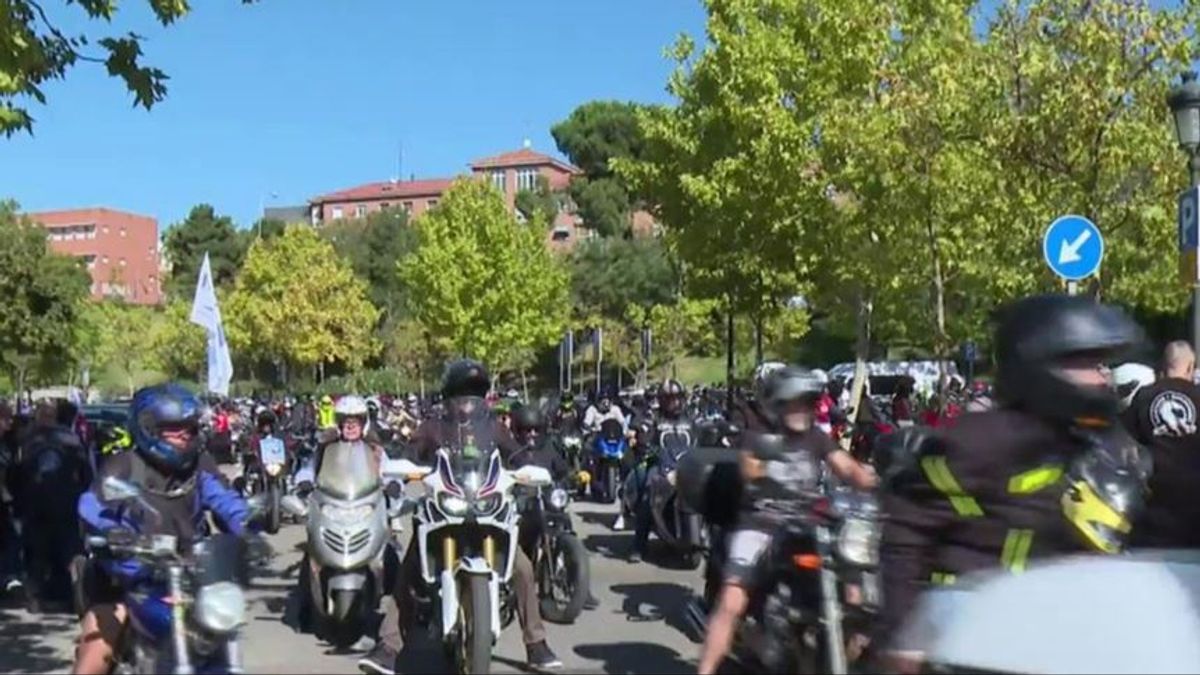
189, 253, 233, 396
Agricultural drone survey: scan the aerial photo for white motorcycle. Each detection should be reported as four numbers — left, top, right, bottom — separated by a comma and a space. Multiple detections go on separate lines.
391, 446, 552, 674
281, 441, 409, 649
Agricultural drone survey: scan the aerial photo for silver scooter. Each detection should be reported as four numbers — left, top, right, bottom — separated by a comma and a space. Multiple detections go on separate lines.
282, 441, 408, 648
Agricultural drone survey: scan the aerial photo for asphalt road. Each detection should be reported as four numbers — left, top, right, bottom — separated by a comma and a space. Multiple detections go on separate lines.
0, 498, 704, 674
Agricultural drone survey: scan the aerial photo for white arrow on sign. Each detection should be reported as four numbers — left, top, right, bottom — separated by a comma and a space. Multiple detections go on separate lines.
1058, 229, 1092, 264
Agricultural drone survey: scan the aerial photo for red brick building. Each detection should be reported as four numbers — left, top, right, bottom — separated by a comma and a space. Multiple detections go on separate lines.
309, 146, 590, 249
28, 207, 162, 305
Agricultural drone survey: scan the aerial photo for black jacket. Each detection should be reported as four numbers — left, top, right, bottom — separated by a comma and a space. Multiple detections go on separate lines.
877, 409, 1089, 648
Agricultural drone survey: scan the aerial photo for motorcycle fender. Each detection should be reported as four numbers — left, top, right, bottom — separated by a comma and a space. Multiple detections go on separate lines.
455, 555, 493, 576
438, 568, 458, 638
328, 571, 367, 591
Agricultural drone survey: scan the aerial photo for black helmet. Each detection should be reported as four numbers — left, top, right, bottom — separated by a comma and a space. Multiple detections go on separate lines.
511, 406, 545, 434
659, 379, 686, 416
994, 294, 1142, 425
441, 359, 491, 399
764, 367, 825, 410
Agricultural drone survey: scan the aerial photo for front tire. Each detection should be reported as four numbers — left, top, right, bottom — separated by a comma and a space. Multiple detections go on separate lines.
458, 574, 493, 675
607, 464, 620, 504
538, 532, 590, 625
266, 481, 281, 534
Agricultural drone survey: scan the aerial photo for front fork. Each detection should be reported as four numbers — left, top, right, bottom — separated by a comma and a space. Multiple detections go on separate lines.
168, 564, 193, 675
816, 526, 848, 675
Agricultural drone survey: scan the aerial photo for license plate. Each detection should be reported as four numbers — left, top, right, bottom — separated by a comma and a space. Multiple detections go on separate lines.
259, 437, 286, 465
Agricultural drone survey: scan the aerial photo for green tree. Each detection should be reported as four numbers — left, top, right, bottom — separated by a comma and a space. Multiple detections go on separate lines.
0, 201, 91, 389
570, 237, 678, 319
322, 206, 417, 321
552, 100, 648, 178
162, 204, 246, 300
515, 175, 560, 225
251, 217, 287, 240
399, 179, 570, 375
980, 0, 1199, 315
77, 299, 163, 395
226, 225, 379, 382
569, 177, 631, 238
626, 298, 720, 379
2, 0, 257, 135
151, 299, 208, 381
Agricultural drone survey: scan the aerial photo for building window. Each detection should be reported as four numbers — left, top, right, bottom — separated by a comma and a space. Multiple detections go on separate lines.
490, 170, 506, 192
332, 206, 344, 219
402, 201, 413, 214
102, 255, 110, 264
82, 254, 97, 269
119, 258, 127, 267
355, 204, 368, 218
119, 227, 126, 238
427, 199, 438, 209
380, 202, 391, 209
517, 168, 539, 192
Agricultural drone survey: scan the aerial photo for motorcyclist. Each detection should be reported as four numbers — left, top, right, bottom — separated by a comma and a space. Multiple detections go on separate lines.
73, 384, 256, 675
731, 362, 785, 436
15, 400, 91, 609
874, 294, 1146, 672
316, 394, 336, 430
697, 367, 877, 674
366, 396, 391, 440
583, 392, 627, 434
552, 395, 582, 436
625, 379, 694, 561
361, 360, 562, 674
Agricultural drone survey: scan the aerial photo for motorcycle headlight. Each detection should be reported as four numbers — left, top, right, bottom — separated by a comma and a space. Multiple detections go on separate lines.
549, 488, 569, 511
320, 503, 374, 525
473, 493, 503, 516
437, 493, 470, 516
667, 470, 677, 487
565, 436, 581, 448
194, 581, 246, 634
265, 463, 283, 476
836, 518, 879, 567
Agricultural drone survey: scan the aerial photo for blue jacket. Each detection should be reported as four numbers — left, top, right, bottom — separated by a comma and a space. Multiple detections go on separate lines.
78, 451, 249, 585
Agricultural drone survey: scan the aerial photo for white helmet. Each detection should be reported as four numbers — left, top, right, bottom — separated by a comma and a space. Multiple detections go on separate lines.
1113, 363, 1155, 410
334, 394, 369, 418
753, 361, 787, 399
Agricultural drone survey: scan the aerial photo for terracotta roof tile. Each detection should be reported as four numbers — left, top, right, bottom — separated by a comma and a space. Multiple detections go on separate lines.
470, 148, 581, 174
311, 178, 455, 204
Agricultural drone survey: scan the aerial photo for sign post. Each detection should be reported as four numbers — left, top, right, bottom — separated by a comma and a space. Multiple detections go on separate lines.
1043, 215, 1104, 294
1178, 187, 1200, 361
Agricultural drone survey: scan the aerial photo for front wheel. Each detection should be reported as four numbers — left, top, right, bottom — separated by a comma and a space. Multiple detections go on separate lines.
266, 481, 282, 534
538, 532, 590, 625
457, 574, 493, 675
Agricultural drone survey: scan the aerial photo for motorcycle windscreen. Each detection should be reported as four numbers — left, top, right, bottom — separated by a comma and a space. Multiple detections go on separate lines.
316, 441, 380, 500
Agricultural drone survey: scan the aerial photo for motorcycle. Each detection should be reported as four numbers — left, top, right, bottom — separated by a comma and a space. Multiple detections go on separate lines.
87, 476, 260, 674
623, 442, 707, 570
589, 419, 627, 504
390, 445, 553, 674
280, 441, 407, 649
727, 490, 880, 674
254, 435, 288, 534
520, 482, 590, 625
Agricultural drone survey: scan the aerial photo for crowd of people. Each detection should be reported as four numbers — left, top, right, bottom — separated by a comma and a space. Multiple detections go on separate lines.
4, 292, 1200, 673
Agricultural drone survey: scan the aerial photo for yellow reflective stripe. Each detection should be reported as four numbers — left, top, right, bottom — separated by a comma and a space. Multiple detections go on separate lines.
1001, 529, 1034, 573
921, 456, 984, 517
930, 571, 957, 586
1007, 465, 1064, 494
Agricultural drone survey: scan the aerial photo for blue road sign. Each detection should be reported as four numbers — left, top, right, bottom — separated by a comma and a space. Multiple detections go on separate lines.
1043, 215, 1103, 281
1180, 187, 1199, 252
962, 340, 977, 362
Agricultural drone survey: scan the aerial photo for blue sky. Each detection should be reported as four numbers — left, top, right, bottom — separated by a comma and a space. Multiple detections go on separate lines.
1, 0, 707, 231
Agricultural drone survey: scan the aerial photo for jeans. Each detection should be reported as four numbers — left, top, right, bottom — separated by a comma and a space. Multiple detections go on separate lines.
379, 540, 546, 651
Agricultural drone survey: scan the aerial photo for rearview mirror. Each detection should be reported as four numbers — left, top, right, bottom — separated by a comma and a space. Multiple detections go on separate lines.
512, 465, 552, 487
281, 495, 307, 518
102, 476, 142, 503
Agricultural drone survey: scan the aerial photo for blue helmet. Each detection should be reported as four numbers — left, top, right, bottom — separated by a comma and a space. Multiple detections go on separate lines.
128, 383, 203, 473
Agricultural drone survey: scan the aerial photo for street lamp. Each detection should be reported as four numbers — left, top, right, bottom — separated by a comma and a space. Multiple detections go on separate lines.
1168, 71, 1200, 361
1169, 71, 1200, 187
